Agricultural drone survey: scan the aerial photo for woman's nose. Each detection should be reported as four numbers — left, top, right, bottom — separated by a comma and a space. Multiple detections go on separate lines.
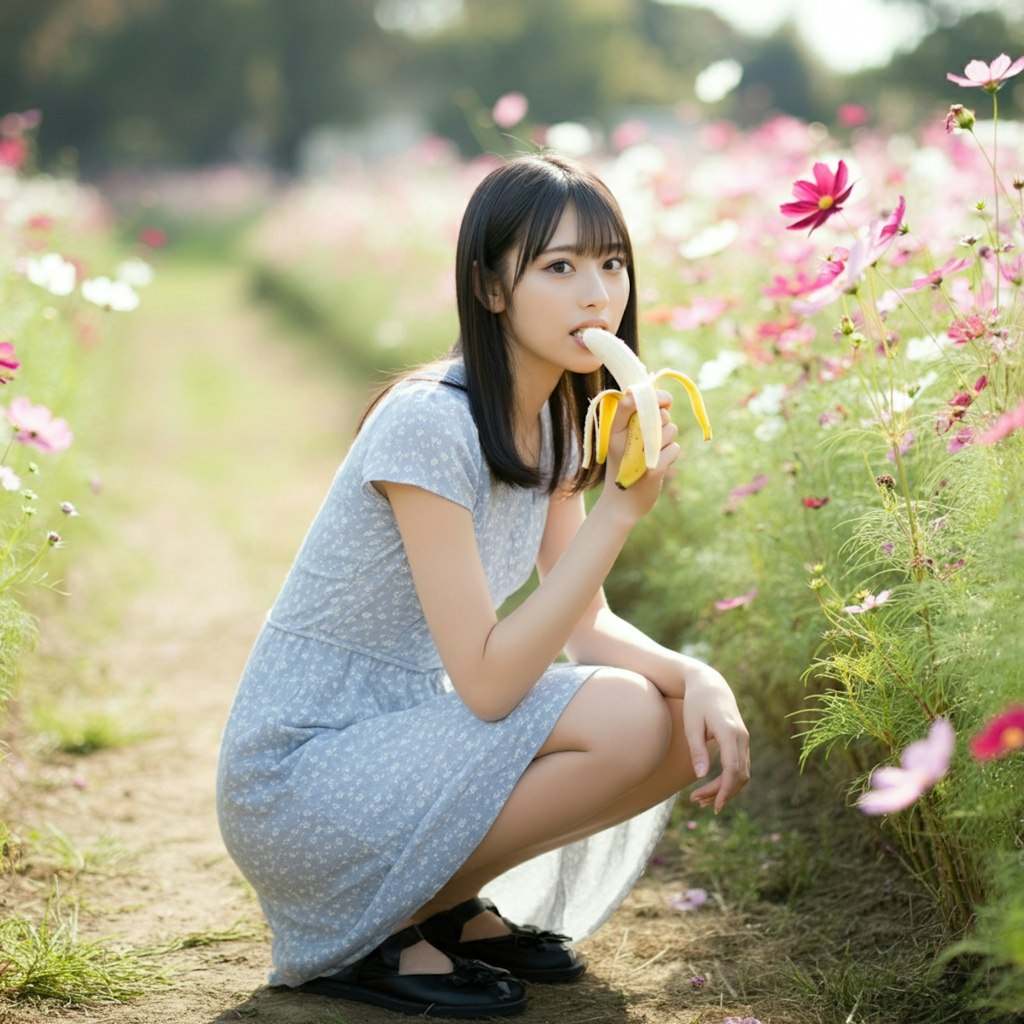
581, 267, 609, 309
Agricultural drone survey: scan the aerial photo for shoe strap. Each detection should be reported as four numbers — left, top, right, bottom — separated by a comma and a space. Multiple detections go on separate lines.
376, 923, 428, 969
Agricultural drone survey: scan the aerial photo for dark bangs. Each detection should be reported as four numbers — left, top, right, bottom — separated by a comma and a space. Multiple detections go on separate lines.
508, 172, 632, 289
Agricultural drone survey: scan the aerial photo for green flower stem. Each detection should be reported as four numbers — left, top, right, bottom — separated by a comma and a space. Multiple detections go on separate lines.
0, 541, 50, 595
917, 795, 974, 931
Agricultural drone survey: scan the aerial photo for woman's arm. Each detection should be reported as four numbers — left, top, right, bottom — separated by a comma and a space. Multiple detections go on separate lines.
539, 490, 750, 811
378, 396, 678, 722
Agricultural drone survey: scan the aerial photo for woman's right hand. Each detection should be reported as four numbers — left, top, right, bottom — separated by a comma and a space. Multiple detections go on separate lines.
594, 391, 680, 523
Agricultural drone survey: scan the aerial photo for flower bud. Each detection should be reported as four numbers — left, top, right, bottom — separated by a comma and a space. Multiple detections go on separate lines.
945, 104, 975, 133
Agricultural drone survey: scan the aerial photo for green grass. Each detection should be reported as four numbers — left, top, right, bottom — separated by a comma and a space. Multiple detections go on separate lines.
0, 891, 171, 1005
24, 825, 133, 879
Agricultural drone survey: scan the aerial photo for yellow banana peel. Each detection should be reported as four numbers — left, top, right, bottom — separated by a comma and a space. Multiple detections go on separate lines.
581, 327, 712, 489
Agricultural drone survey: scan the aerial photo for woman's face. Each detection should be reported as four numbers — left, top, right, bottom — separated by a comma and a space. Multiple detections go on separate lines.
493, 204, 631, 384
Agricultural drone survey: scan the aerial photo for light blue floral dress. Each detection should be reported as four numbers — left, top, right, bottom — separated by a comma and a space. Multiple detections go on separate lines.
215, 359, 672, 988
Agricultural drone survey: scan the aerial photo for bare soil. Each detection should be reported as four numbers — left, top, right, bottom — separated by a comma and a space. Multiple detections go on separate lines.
0, 262, 794, 1024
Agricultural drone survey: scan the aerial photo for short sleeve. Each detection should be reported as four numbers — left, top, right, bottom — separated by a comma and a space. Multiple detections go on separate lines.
357, 382, 482, 510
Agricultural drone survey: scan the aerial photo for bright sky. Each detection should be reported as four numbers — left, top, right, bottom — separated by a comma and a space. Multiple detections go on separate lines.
662, 0, 1014, 73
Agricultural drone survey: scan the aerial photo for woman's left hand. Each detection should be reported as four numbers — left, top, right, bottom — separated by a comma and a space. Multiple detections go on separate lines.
682, 667, 751, 813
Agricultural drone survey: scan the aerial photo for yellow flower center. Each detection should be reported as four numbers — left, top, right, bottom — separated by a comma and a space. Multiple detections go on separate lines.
818, 195, 835, 211
1002, 726, 1024, 749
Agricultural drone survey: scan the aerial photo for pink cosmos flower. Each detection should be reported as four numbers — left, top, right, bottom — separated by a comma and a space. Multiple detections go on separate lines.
792, 198, 905, 314
977, 398, 1024, 445
669, 888, 709, 911
843, 590, 891, 614
725, 474, 770, 513
780, 160, 854, 233
969, 706, 1024, 760
936, 375, 987, 434
5, 395, 73, 452
0, 137, 27, 169
714, 589, 757, 611
946, 427, 975, 453
838, 103, 869, 126
802, 496, 829, 509
491, 92, 528, 129
671, 296, 730, 330
948, 315, 987, 346
858, 718, 954, 815
137, 226, 167, 248
887, 431, 915, 462
907, 257, 971, 292
946, 54, 1024, 92
0, 341, 19, 384
763, 258, 845, 299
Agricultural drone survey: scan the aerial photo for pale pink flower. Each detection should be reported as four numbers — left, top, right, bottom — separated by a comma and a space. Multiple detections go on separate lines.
671, 296, 730, 330
714, 589, 757, 611
907, 257, 971, 292
0, 341, 19, 384
5, 395, 73, 452
669, 888, 708, 911
0, 465, 21, 491
946, 54, 1024, 92
843, 590, 891, 614
491, 92, 528, 129
858, 718, 954, 815
611, 119, 649, 150
792, 198, 905, 315
946, 427, 975, 453
838, 103, 869, 126
977, 399, 1024, 445
725, 474, 770, 513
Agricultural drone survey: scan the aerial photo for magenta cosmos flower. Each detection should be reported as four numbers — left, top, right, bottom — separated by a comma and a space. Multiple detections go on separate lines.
780, 160, 854, 233
947, 54, 1024, 92
5, 395, 73, 452
858, 718, 954, 815
970, 706, 1024, 760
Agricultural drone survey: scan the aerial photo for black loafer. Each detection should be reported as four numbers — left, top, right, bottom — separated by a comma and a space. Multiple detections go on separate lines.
420, 897, 586, 983
299, 924, 528, 1018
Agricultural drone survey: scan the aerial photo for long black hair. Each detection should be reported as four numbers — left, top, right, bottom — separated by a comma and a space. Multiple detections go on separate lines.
363, 152, 640, 493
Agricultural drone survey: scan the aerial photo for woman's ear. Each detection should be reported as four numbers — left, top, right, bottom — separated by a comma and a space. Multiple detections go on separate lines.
473, 262, 506, 313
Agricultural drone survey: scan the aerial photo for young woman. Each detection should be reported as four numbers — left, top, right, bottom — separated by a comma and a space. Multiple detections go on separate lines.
216, 152, 750, 1019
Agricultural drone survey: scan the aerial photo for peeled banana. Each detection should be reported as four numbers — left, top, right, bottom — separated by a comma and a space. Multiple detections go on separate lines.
581, 327, 712, 489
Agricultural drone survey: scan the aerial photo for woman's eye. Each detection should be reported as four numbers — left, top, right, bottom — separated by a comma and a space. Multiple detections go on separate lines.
605, 256, 626, 271
548, 260, 573, 274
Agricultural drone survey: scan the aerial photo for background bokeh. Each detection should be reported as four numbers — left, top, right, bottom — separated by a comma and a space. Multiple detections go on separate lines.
2, 0, 1023, 175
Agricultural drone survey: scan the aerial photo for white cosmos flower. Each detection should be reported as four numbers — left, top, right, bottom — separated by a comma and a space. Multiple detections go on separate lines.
747, 383, 787, 416
25, 252, 76, 296
81, 276, 140, 312
116, 259, 154, 287
0, 465, 22, 491
545, 122, 594, 157
679, 219, 738, 259
696, 350, 745, 391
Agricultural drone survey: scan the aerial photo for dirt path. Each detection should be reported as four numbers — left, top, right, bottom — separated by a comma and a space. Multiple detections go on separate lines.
1, 261, 765, 1024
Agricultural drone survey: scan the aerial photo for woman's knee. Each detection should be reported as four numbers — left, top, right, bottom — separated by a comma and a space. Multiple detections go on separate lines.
540, 669, 672, 782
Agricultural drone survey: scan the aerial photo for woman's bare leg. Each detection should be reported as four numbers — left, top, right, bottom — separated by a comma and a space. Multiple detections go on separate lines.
399, 671, 687, 972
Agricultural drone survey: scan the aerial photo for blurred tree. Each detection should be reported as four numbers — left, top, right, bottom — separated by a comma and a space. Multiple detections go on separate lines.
0, 0, 407, 171
846, 10, 1024, 126
0, 0, 1019, 173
